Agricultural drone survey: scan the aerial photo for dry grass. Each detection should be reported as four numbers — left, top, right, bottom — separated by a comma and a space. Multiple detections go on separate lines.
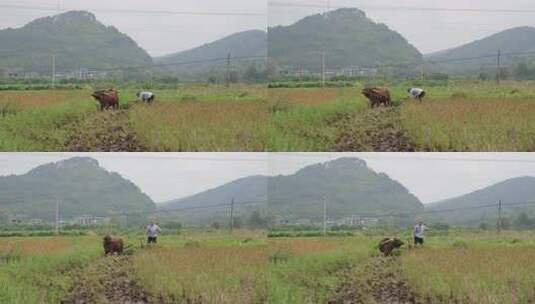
133, 245, 268, 303
0, 91, 80, 110
0, 237, 72, 257
269, 88, 343, 107
402, 246, 535, 303
129, 101, 268, 151
268, 238, 343, 256
401, 98, 535, 151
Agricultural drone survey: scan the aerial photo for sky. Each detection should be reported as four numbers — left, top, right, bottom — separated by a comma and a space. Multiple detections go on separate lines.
2, 153, 535, 204
268, 153, 535, 203
0, 153, 268, 203
268, 0, 535, 54
0, 0, 267, 56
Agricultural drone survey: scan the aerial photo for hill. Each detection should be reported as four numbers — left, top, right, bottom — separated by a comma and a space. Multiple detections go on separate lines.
0, 11, 152, 73
426, 27, 535, 75
0, 157, 155, 220
427, 176, 535, 226
154, 30, 267, 81
161, 157, 423, 226
268, 8, 422, 73
268, 157, 423, 223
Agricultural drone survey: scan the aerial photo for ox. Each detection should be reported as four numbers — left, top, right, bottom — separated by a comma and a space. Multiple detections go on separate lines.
103, 235, 124, 255
378, 238, 404, 257
92, 89, 119, 110
362, 87, 393, 108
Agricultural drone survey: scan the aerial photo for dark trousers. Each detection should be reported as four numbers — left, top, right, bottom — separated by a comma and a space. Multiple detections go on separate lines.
414, 236, 424, 245
147, 236, 157, 244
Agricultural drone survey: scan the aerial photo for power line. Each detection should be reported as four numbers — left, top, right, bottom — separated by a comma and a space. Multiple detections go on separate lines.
269, 1, 535, 14
0, 4, 266, 17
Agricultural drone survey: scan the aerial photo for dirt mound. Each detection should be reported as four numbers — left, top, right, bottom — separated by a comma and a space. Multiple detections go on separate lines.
62, 256, 149, 304
66, 109, 147, 152
330, 257, 421, 304
334, 108, 415, 152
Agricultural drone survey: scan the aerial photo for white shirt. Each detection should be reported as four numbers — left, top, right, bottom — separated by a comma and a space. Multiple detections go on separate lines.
146, 224, 161, 237
138, 91, 154, 101
409, 88, 424, 98
413, 224, 426, 238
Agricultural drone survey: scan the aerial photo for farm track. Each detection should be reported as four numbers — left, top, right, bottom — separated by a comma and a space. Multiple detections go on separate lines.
330, 257, 421, 304
66, 108, 147, 152
334, 107, 415, 152
62, 255, 150, 304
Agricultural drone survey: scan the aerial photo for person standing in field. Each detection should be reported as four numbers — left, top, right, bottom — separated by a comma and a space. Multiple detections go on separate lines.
413, 218, 426, 247
146, 220, 162, 245
408, 87, 426, 101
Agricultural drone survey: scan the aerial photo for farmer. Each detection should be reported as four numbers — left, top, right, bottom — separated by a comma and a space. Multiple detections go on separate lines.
413, 218, 426, 247
408, 87, 426, 101
146, 220, 162, 245
136, 91, 155, 103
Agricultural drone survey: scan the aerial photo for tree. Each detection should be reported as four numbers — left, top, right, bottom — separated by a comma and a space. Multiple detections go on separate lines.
247, 210, 268, 229
244, 65, 260, 83
514, 212, 534, 230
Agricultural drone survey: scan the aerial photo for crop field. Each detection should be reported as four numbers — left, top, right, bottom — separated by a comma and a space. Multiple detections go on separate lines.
1, 230, 534, 303
0, 84, 267, 152
268, 81, 535, 152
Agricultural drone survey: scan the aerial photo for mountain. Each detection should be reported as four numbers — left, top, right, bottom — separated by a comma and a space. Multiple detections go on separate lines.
161, 157, 423, 225
427, 176, 535, 226
154, 30, 267, 81
0, 157, 155, 220
268, 8, 422, 72
0, 11, 152, 73
268, 158, 423, 222
426, 27, 535, 75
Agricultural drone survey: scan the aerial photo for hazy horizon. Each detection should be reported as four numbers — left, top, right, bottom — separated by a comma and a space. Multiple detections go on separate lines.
2, 153, 535, 205
0, 0, 267, 56
268, 0, 535, 54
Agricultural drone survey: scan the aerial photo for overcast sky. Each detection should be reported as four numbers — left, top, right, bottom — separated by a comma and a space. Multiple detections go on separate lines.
0, 153, 268, 203
268, 153, 535, 203
1, 153, 535, 204
269, 0, 535, 54
0, 0, 266, 56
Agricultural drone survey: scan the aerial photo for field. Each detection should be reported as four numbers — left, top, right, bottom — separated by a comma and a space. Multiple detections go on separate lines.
0, 84, 267, 152
268, 81, 535, 152
2, 230, 535, 303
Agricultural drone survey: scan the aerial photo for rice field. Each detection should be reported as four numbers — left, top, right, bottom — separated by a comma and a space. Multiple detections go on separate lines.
3, 230, 534, 303
0, 84, 267, 152
268, 81, 535, 151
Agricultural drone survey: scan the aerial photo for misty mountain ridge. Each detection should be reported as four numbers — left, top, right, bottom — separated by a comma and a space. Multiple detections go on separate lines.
427, 176, 535, 225
161, 157, 424, 225
268, 8, 423, 72
154, 29, 267, 80
0, 10, 152, 73
0, 157, 155, 220
426, 26, 535, 75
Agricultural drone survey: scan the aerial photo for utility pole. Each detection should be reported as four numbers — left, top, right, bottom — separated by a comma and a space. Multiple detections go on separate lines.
497, 200, 502, 234
421, 63, 426, 83
230, 198, 235, 233
322, 196, 327, 236
51, 52, 56, 89
55, 199, 60, 235
496, 49, 501, 85
226, 52, 231, 88
321, 50, 326, 87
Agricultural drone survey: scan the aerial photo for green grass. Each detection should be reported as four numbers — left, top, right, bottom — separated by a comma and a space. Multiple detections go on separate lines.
268, 80, 535, 151
0, 236, 101, 303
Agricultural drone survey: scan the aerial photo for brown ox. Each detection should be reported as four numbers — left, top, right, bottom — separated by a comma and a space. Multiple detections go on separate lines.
379, 238, 404, 257
362, 87, 392, 108
103, 235, 124, 255
92, 89, 119, 110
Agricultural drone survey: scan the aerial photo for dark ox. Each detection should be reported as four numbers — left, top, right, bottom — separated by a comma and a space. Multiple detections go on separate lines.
378, 238, 404, 257
92, 89, 119, 110
103, 235, 124, 255
362, 87, 393, 108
